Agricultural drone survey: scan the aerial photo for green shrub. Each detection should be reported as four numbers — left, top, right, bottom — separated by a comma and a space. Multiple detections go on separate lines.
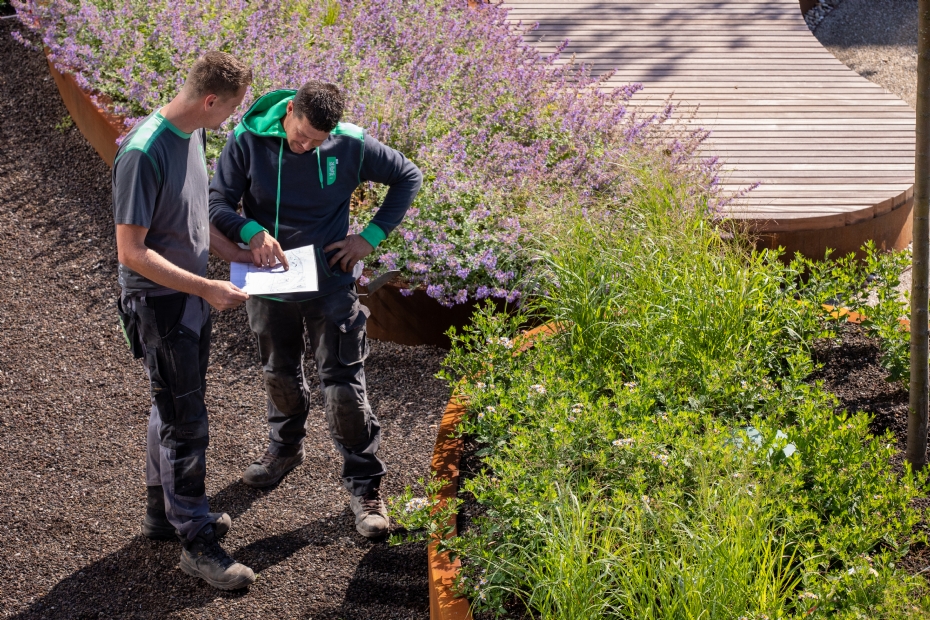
430, 158, 929, 618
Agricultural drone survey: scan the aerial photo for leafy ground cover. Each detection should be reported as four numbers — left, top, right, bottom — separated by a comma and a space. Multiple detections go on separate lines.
11, 0, 717, 305
392, 156, 930, 619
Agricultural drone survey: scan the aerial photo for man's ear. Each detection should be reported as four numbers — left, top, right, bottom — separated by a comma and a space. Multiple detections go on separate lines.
204, 93, 219, 110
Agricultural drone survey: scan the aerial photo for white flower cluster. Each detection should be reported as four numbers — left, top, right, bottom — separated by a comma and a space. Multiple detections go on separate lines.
529, 384, 546, 394
623, 381, 638, 390
799, 592, 819, 601
487, 336, 513, 349
404, 497, 429, 513
612, 438, 634, 447
650, 450, 670, 466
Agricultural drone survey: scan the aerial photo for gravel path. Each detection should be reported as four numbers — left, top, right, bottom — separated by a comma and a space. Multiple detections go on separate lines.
0, 21, 448, 619
814, 0, 918, 110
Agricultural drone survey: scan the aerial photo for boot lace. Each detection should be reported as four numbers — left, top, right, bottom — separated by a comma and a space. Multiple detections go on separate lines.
360, 488, 383, 514
256, 451, 279, 467
202, 540, 235, 569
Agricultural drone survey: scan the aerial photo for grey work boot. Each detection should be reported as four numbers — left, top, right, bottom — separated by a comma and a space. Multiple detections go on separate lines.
141, 485, 231, 541
179, 525, 255, 591
242, 448, 305, 488
350, 487, 390, 539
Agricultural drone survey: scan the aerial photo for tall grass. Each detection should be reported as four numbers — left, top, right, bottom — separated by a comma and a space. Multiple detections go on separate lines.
533, 159, 819, 420
436, 155, 929, 618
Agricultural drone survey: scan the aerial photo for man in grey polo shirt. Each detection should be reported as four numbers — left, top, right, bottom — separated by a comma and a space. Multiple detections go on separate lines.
113, 52, 258, 590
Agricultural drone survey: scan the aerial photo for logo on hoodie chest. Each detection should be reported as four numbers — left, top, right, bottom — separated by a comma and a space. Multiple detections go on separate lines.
326, 157, 338, 186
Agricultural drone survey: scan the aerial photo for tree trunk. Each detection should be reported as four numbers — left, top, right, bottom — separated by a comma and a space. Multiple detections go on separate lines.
908, 0, 930, 470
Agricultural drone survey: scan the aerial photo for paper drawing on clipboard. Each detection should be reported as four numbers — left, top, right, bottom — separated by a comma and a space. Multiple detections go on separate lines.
230, 244, 318, 295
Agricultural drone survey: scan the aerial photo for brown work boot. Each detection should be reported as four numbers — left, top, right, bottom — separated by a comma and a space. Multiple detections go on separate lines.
179, 525, 255, 591
142, 486, 232, 541
350, 487, 390, 539
242, 448, 305, 488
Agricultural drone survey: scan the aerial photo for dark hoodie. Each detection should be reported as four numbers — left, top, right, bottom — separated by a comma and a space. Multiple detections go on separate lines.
209, 89, 422, 301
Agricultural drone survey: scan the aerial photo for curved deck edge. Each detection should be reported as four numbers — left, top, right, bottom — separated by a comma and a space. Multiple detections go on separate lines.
753, 190, 913, 258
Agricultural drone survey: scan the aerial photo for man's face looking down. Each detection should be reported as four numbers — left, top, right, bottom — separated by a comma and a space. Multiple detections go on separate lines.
200, 86, 249, 131
282, 100, 330, 154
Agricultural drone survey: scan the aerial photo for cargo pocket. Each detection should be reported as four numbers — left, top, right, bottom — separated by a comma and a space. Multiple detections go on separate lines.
146, 346, 176, 423
336, 307, 370, 367
164, 326, 206, 428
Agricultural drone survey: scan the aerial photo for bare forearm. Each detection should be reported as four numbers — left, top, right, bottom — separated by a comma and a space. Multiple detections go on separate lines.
209, 223, 250, 263
122, 247, 209, 298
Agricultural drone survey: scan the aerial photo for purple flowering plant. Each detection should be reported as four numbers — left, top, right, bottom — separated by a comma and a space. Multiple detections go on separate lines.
13, 0, 718, 305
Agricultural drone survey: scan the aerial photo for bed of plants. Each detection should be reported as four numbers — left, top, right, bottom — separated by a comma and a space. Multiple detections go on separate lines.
391, 154, 929, 619
11, 0, 717, 306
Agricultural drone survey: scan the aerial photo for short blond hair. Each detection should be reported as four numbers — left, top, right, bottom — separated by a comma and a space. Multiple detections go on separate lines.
185, 52, 252, 99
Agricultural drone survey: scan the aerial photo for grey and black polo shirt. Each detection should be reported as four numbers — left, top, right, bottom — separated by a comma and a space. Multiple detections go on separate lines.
112, 111, 211, 295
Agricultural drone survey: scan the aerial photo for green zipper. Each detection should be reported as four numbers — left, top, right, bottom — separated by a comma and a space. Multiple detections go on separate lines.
315, 148, 324, 189
275, 139, 283, 239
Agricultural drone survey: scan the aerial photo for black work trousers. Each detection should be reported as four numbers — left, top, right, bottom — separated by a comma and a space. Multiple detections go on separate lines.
246, 286, 385, 496
128, 292, 213, 541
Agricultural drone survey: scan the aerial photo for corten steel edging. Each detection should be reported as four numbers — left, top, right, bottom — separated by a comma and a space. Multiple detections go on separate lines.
428, 394, 473, 620
749, 190, 914, 259
46, 55, 121, 167
428, 323, 560, 620
362, 282, 509, 348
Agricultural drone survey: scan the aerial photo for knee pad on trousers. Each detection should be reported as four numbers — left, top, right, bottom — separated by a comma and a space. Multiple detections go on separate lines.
264, 371, 308, 417
324, 382, 370, 449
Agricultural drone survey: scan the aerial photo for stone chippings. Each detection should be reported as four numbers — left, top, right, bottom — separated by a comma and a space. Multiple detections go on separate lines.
0, 21, 448, 619
804, 0, 845, 32
814, 0, 918, 109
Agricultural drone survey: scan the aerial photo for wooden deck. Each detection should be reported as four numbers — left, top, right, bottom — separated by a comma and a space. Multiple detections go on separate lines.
504, 0, 916, 256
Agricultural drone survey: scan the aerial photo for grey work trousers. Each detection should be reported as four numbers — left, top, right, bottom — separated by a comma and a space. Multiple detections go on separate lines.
246, 286, 385, 496
128, 292, 213, 542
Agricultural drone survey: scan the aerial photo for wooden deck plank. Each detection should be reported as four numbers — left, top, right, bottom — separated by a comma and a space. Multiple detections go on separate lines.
504, 0, 915, 241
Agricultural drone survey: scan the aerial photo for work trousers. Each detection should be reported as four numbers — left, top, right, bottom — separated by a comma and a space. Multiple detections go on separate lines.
127, 292, 213, 542
246, 286, 385, 496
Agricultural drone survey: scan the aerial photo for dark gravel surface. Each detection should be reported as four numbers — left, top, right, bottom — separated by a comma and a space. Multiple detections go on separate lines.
815, 0, 918, 109
0, 22, 448, 619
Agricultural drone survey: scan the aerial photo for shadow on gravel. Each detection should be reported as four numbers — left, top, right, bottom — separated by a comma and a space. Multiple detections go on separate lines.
10, 516, 428, 619
307, 542, 430, 620
8, 481, 349, 619
9, 469, 429, 618
8, 528, 336, 619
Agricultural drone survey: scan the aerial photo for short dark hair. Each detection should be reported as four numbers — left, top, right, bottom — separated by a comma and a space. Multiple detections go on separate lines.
185, 52, 253, 99
292, 80, 345, 132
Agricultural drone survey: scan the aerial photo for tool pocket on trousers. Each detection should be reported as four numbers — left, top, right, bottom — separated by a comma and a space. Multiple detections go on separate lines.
336, 309, 369, 367
145, 346, 175, 421
164, 328, 204, 403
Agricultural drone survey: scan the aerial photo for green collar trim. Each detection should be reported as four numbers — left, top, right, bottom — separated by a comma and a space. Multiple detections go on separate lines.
155, 112, 193, 139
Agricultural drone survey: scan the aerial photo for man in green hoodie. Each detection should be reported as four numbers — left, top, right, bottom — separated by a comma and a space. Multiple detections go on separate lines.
209, 81, 422, 538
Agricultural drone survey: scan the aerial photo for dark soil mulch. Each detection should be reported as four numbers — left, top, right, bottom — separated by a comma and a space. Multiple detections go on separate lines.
0, 21, 449, 619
